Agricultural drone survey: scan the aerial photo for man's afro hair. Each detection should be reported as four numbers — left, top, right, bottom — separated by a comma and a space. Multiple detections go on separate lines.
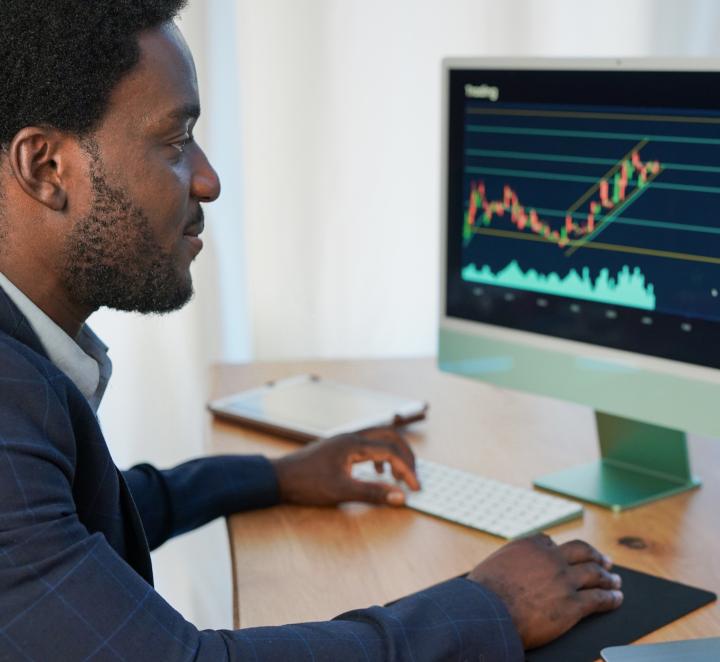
0, 0, 188, 149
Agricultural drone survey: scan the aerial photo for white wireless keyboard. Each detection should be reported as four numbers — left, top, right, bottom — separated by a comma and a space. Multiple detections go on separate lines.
352, 458, 583, 540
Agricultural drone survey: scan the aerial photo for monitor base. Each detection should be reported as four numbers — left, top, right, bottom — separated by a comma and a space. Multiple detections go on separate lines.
534, 411, 701, 511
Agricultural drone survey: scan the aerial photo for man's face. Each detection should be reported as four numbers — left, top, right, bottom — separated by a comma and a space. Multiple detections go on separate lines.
61, 23, 220, 314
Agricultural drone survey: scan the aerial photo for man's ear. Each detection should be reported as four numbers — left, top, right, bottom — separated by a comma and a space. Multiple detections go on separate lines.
8, 127, 70, 211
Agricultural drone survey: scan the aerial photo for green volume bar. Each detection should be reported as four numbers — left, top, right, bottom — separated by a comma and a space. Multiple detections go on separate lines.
462, 260, 656, 310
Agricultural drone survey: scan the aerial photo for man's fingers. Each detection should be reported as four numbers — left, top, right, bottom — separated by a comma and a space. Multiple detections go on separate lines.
576, 587, 624, 619
529, 533, 556, 548
344, 478, 405, 506
568, 562, 622, 590
375, 451, 419, 491
558, 539, 610, 568
347, 441, 420, 491
356, 428, 416, 472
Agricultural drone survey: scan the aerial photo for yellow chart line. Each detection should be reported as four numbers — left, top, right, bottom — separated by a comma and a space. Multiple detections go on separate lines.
467, 108, 720, 125
471, 227, 720, 265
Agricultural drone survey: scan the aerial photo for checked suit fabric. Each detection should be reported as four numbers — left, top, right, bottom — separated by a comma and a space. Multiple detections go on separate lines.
0, 286, 523, 661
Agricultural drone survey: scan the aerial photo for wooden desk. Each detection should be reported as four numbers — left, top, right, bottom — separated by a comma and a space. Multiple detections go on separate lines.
208, 358, 719, 646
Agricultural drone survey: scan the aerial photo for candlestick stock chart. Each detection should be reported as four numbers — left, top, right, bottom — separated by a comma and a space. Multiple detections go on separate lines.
460, 104, 720, 320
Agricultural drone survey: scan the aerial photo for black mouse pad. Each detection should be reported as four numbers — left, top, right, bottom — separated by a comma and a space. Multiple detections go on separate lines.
387, 565, 716, 662
525, 565, 716, 662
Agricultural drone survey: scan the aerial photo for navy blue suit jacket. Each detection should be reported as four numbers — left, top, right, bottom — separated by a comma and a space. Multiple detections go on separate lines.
0, 288, 523, 661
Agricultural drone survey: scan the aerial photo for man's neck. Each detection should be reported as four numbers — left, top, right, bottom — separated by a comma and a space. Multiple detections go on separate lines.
0, 262, 92, 338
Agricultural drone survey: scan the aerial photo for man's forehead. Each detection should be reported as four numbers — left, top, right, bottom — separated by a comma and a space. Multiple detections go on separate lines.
106, 22, 200, 130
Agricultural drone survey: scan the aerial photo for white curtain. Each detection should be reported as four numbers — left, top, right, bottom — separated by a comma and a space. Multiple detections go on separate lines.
235, 0, 662, 361
90, 0, 720, 629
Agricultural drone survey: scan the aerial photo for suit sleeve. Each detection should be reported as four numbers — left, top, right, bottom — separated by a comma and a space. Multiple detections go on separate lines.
123, 455, 280, 550
0, 346, 523, 661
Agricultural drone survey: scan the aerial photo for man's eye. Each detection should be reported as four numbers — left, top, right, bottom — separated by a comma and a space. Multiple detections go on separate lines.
171, 134, 193, 153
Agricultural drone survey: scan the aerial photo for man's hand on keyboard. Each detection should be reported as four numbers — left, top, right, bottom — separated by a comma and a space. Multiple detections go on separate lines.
271, 427, 421, 507
468, 533, 623, 650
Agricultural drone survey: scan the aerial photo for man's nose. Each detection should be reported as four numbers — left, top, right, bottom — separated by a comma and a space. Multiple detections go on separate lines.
191, 147, 221, 203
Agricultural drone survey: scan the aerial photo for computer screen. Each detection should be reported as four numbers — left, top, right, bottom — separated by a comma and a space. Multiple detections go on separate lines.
439, 59, 720, 509
444, 63, 720, 368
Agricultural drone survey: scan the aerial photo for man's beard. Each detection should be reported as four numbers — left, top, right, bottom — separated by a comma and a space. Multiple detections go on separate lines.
60, 155, 197, 314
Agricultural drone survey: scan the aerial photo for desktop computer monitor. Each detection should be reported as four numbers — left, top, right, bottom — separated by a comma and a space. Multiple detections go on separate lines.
439, 58, 720, 511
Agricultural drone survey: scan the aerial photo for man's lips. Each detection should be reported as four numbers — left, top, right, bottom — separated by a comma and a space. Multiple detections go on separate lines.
183, 208, 205, 237
183, 217, 204, 256
181, 209, 205, 257
183, 221, 204, 237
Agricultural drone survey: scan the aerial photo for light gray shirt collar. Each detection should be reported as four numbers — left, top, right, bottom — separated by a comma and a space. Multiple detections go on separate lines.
0, 272, 112, 412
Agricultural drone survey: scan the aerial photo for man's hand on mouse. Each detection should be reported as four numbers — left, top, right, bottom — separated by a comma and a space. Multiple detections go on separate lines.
468, 533, 623, 649
270, 427, 420, 507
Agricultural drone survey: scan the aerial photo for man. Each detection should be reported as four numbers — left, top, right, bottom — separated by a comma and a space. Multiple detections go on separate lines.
0, 1, 623, 660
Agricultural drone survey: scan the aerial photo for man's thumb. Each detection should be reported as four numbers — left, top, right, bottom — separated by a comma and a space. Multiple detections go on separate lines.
347, 479, 405, 506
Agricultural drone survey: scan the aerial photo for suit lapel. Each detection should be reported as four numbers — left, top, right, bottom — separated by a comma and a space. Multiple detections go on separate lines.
116, 470, 155, 586
0, 284, 154, 586
0, 285, 49, 358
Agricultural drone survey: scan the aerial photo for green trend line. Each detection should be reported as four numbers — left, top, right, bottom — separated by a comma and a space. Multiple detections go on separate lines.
462, 261, 656, 310
565, 169, 658, 258
466, 166, 720, 195
466, 166, 598, 184
466, 124, 720, 146
465, 148, 720, 175
529, 207, 720, 236
466, 107, 720, 125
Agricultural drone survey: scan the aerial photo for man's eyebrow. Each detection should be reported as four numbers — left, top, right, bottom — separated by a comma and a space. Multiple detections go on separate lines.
164, 103, 201, 123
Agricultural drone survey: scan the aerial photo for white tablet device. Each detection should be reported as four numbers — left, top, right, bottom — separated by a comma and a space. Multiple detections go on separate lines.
602, 637, 720, 661
208, 374, 428, 441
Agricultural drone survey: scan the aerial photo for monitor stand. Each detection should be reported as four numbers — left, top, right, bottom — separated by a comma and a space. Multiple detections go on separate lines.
534, 412, 701, 511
